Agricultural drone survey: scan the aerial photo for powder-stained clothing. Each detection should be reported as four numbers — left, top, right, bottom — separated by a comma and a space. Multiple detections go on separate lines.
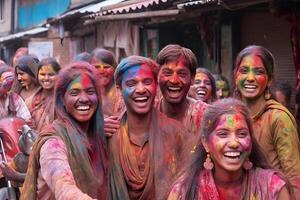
31, 88, 55, 132
168, 168, 287, 200
37, 137, 95, 200
21, 120, 108, 200
0, 92, 31, 121
252, 99, 300, 198
108, 109, 185, 200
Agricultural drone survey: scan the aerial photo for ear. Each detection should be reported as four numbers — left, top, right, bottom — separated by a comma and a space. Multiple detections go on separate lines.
267, 78, 272, 88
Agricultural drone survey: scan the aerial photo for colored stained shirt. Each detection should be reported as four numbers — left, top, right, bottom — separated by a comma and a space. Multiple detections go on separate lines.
37, 137, 95, 200
252, 99, 300, 198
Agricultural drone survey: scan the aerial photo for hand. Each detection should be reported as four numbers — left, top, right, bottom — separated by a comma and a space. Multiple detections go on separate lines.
104, 116, 120, 137
0, 162, 19, 181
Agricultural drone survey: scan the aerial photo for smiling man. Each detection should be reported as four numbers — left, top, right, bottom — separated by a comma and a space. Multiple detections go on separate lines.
155, 44, 208, 141
109, 56, 184, 200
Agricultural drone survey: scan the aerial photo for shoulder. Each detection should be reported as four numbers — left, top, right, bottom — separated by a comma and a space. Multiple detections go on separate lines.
156, 109, 183, 130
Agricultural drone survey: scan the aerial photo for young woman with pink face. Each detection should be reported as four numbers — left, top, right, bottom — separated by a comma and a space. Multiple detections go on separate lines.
233, 45, 300, 198
168, 98, 291, 200
31, 57, 61, 132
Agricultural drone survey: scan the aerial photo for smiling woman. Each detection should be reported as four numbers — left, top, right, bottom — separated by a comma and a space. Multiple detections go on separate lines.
31, 57, 61, 132
21, 61, 108, 200
233, 45, 300, 198
168, 98, 291, 200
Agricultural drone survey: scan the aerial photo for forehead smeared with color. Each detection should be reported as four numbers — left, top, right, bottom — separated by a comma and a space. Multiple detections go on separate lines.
67, 73, 92, 91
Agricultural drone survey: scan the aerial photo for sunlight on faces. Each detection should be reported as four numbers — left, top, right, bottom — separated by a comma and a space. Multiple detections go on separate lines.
191, 72, 212, 102
121, 64, 156, 115
91, 57, 115, 87
158, 59, 192, 104
204, 113, 252, 173
16, 68, 34, 89
235, 55, 270, 100
63, 73, 98, 123
0, 71, 14, 95
216, 80, 230, 99
38, 65, 58, 90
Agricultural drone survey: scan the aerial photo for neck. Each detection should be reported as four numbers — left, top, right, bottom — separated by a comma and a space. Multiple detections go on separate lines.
41, 88, 52, 97
243, 95, 266, 117
25, 83, 37, 91
127, 109, 152, 137
78, 121, 89, 133
214, 168, 243, 188
161, 98, 189, 121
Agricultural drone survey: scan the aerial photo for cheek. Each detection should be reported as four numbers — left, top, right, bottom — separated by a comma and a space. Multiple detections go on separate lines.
235, 73, 246, 87
240, 137, 252, 153
90, 94, 99, 107
122, 86, 135, 100
256, 75, 268, 87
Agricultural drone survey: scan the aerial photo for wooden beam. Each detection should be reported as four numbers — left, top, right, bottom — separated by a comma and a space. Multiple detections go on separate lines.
84, 9, 179, 25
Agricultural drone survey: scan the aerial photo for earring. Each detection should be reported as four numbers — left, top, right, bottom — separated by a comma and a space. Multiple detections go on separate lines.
243, 158, 253, 170
264, 87, 271, 100
204, 153, 214, 170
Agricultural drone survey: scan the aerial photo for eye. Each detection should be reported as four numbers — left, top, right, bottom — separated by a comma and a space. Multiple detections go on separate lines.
126, 80, 137, 87
178, 70, 187, 77
237, 130, 249, 138
194, 80, 201, 84
204, 80, 211, 85
163, 69, 172, 76
254, 68, 266, 75
87, 88, 96, 95
144, 78, 153, 85
69, 89, 80, 96
104, 65, 112, 69
239, 67, 248, 74
216, 130, 228, 138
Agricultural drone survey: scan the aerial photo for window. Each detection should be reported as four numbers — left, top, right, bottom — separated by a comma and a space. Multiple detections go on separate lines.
0, 0, 4, 22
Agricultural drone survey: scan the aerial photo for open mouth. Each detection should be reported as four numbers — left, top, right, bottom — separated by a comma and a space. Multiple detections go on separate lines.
42, 81, 52, 86
133, 96, 149, 104
167, 86, 182, 97
76, 105, 91, 111
224, 151, 241, 161
243, 84, 257, 92
196, 90, 207, 98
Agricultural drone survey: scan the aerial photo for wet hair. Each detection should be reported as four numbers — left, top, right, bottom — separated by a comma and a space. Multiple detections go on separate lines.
179, 98, 268, 199
156, 44, 198, 76
233, 45, 274, 97
15, 55, 39, 79
54, 61, 104, 137
92, 48, 117, 68
74, 52, 92, 63
38, 57, 61, 73
196, 68, 217, 102
271, 81, 292, 107
114, 55, 159, 87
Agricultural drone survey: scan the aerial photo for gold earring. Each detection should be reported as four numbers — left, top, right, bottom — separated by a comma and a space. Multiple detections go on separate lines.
204, 153, 214, 170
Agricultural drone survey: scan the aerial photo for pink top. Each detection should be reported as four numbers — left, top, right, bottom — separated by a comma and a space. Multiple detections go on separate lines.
37, 137, 96, 200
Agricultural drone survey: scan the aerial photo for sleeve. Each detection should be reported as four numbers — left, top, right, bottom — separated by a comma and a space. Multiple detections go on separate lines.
272, 111, 300, 197
270, 173, 287, 200
13, 94, 32, 121
40, 137, 96, 200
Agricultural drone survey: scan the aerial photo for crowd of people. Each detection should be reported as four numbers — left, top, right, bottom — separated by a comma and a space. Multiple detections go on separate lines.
0, 44, 299, 200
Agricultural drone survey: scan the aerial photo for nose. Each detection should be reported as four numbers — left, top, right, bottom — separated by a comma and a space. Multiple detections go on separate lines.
17, 74, 22, 81
136, 82, 146, 94
78, 92, 89, 103
246, 71, 255, 82
228, 136, 239, 148
170, 73, 180, 84
217, 89, 223, 98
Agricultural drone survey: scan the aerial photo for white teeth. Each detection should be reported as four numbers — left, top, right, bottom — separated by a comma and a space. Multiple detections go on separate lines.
134, 97, 148, 101
224, 152, 241, 157
168, 87, 181, 91
197, 91, 206, 95
244, 85, 257, 89
77, 105, 90, 110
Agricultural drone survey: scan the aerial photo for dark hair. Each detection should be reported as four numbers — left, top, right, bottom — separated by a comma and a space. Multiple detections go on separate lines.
114, 55, 159, 87
0, 64, 13, 76
214, 74, 231, 96
92, 48, 117, 68
233, 45, 274, 97
271, 81, 292, 107
196, 68, 217, 102
180, 98, 268, 199
74, 52, 92, 63
38, 57, 61, 73
15, 55, 39, 79
156, 44, 198, 76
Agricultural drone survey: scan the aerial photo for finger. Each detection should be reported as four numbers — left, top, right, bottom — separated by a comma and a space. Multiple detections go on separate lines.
104, 124, 120, 129
105, 132, 113, 137
104, 128, 118, 133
